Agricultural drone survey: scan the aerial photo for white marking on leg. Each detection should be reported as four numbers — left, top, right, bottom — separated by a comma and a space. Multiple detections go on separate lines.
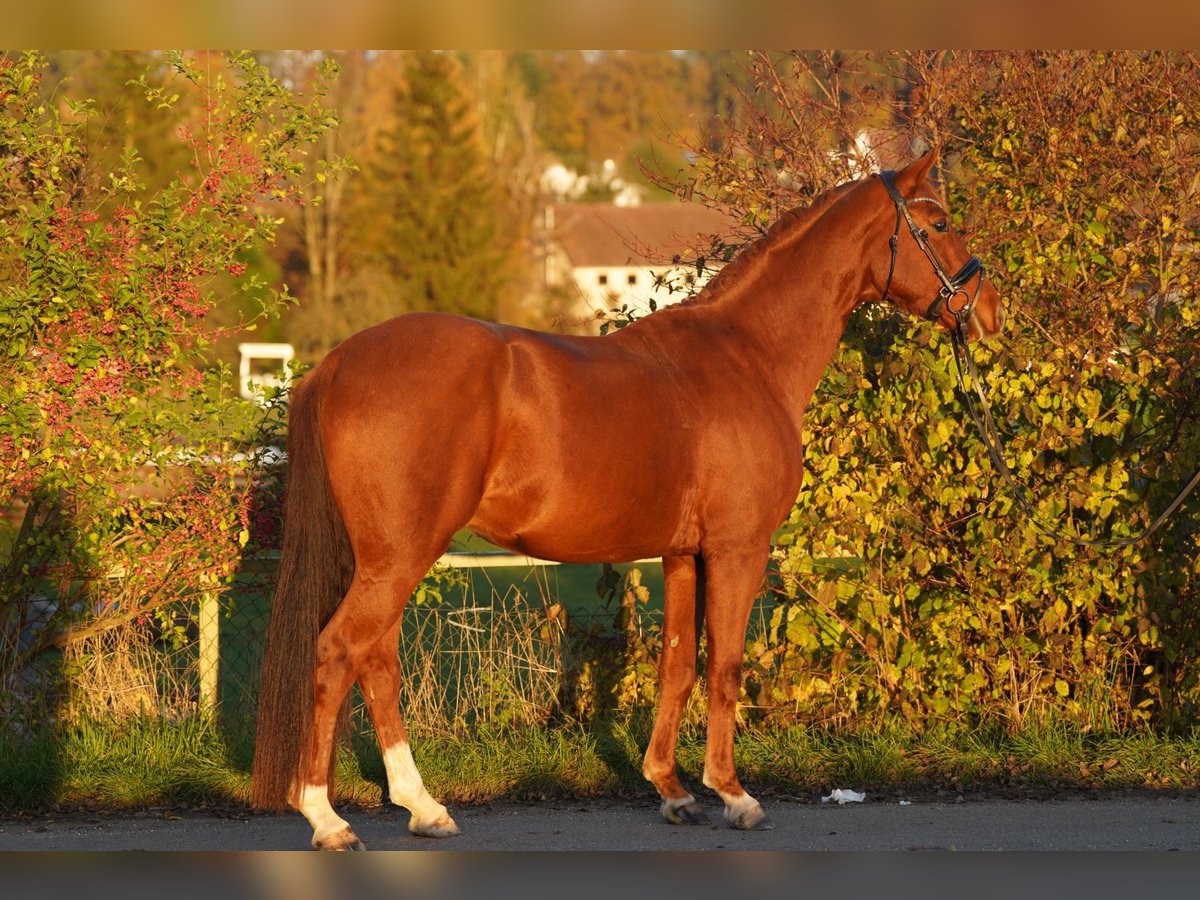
662, 792, 696, 811
383, 741, 458, 837
297, 783, 354, 847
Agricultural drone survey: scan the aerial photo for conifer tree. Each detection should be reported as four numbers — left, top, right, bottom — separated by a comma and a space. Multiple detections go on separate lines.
351, 51, 508, 322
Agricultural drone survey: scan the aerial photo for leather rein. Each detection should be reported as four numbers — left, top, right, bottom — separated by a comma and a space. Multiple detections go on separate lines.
877, 170, 1200, 549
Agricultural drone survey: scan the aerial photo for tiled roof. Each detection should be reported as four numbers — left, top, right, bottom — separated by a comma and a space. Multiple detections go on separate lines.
551, 202, 736, 268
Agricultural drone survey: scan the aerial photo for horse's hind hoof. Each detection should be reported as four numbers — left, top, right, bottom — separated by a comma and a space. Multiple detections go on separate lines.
313, 827, 367, 851
661, 799, 710, 826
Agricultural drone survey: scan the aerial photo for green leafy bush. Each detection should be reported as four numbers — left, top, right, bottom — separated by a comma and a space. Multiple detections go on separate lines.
672, 52, 1200, 731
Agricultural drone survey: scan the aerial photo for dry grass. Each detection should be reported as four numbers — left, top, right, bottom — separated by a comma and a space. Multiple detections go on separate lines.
396, 584, 566, 734
60, 622, 196, 721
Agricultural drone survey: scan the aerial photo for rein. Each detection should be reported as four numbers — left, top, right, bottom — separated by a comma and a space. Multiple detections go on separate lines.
949, 326, 1200, 549
876, 170, 1200, 549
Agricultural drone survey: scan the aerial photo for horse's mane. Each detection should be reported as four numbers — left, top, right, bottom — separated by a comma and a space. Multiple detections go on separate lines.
682, 177, 860, 308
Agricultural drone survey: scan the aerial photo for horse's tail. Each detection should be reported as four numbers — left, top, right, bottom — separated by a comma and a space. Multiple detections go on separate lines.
251, 362, 354, 810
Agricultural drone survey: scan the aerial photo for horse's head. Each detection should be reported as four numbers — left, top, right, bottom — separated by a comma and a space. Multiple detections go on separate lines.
867, 149, 1005, 342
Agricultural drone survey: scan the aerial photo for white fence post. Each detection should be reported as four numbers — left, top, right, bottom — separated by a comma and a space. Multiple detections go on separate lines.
198, 582, 220, 712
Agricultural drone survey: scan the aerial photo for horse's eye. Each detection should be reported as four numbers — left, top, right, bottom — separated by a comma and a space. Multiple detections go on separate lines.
933, 219, 949, 233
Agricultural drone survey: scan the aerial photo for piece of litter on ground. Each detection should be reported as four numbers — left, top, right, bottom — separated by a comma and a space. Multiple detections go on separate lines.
821, 788, 866, 805
899, 800, 912, 806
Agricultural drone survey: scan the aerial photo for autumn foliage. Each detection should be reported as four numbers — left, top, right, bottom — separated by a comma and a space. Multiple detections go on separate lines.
3, 50, 1198, 738
668, 52, 1200, 730
0, 52, 337, 717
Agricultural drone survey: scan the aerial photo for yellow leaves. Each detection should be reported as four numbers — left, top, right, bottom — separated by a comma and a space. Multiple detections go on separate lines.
1074, 388, 1102, 424
926, 418, 953, 451
829, 482, 852, 503
766, 306, 1198, 727
912, 547, 931, 577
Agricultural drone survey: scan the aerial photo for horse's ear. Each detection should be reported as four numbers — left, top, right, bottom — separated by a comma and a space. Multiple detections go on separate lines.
899, 147, 938, 186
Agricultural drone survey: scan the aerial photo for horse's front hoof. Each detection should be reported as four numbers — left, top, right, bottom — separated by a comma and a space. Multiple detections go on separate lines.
410, 812, 460, 838
731, 811, 774, 831
661, 799, 710, 826
725, 798, 773, 831
313, 827, 367, 850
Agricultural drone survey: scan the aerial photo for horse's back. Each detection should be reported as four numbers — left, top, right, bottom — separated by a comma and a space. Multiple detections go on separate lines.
469, 323, 701, 560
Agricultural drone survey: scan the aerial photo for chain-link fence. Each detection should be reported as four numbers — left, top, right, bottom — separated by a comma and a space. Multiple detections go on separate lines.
211, 553, 686, 734
4, 548, 771, 739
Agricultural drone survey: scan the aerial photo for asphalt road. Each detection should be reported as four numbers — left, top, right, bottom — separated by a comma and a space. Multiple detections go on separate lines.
3, 793, 1199, 851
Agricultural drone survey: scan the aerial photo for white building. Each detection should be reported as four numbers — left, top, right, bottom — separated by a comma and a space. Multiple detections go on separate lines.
540, 202, 736, 332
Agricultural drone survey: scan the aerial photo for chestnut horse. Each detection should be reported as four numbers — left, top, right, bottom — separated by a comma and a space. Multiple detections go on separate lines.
252, 150, 1004, 849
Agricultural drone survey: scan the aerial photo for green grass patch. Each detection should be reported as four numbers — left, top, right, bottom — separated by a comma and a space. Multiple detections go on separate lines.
0, 715, 246, 811
3, 716, 1199, 815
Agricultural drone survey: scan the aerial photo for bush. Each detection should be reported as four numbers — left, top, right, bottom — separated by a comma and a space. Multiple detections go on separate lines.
670, 52, 1200, 731
0, 52, 339, 722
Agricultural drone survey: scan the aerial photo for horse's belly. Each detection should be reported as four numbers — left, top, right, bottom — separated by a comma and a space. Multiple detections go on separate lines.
465, 525, 665, 564
464, 333, 702, 561
467, 476, 698, 564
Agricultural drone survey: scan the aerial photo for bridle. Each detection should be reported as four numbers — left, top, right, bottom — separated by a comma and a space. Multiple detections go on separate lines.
875, 169, 1200, 549
878, 169, 985, 337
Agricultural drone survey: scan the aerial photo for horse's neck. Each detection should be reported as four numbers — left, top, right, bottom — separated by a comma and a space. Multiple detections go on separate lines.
702, 211, 870, 424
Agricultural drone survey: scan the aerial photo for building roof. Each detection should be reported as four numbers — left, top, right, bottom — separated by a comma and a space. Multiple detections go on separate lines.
551, 202, 736, 268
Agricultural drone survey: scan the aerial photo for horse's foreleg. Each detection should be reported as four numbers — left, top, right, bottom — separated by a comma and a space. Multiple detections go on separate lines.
700, 546, 773, 831
643, 554, 709, 825
358, 620, 458, 838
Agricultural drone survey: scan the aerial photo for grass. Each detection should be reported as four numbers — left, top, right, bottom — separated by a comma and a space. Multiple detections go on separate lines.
4, 547, 1198, 815
0, 715, 243, 812
5, 536, 1196, 815
2, 715, 1199, 815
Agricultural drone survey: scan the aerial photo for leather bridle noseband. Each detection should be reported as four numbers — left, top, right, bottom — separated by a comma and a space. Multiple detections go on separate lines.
878, 169, 985, 336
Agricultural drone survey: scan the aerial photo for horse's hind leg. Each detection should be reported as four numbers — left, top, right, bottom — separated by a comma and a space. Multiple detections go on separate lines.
643, 554, 709, 825
358, 619, 458, 837
295, 567, 427, 850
